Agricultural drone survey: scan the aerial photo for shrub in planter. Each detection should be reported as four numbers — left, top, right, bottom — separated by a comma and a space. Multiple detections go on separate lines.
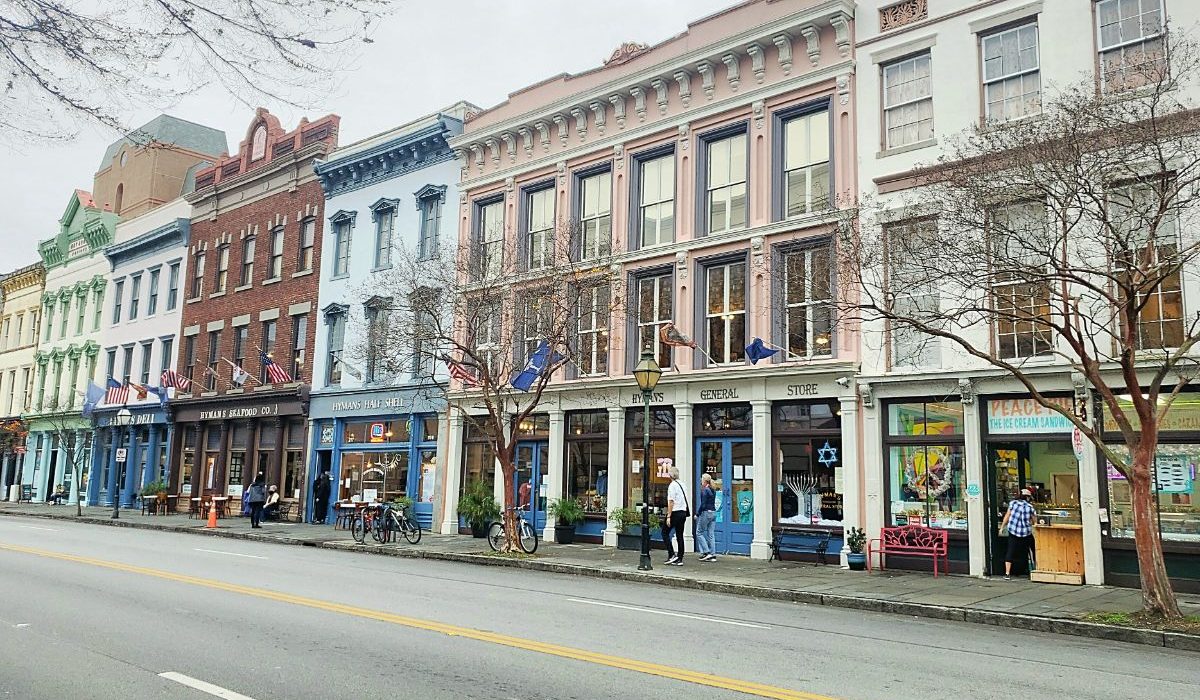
457, 480, 500, 537
548, 498, 585, 544
609, 506, 662, 550
846, 526, 867, 571
141, 480, 168, 497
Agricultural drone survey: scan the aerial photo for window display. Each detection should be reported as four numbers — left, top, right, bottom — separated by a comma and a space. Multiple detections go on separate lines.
341, 451, 409, 502
625, 406, 675, 509
566, 411, 608, 516
890, 445, 967, 529
461, 422, 496, 493
774, 401, 843, 527
1106, 444, 1200, 542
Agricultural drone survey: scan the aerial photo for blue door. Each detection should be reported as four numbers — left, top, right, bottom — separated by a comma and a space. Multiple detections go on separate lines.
514, 441, 548, 532
696, 438, 755, 555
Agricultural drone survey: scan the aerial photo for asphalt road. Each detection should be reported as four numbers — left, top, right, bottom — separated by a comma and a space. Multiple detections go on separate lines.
0, 517, 1195, 700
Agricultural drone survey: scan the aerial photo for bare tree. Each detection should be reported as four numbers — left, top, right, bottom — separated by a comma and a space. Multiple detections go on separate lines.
840, 36, 1200, 619
39, 399, 91, 517
0, 0, 386, 142
353, 220, 620, 551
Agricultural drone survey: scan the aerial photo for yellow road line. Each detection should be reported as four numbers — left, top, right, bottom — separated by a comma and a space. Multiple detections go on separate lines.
0, 542, 836, 700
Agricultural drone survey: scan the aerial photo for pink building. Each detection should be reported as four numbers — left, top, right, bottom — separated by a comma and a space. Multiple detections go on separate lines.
441, 0, 860, 561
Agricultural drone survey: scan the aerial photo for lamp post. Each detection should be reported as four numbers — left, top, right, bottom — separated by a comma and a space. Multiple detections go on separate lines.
632, 349, 662, 571
111, 408, 132, 519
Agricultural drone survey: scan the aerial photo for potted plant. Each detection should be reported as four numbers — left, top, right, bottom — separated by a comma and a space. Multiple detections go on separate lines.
845, 527, 867, 571
141, 480, 168, 497
548, 498, 585, 544
456, 480, 500, 538
609, 506, 661, 551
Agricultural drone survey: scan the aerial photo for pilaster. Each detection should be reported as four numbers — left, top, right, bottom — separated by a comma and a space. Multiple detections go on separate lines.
439, 412, 464, 534
544, 409, 565, 541
837, 392, 861, 567
603, 406, 625, 546
750, 400, 773, 560
673, 403, 694, 553
963, 397, 986, 577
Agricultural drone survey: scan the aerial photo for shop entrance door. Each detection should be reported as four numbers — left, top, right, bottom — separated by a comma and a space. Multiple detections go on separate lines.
987, 443, 1031, 575
413, 448, 437, 529
514, 441, 548, 532
696, 438, 754, 555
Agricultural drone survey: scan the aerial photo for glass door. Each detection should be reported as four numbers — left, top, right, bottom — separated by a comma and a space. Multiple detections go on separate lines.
515, 441, 549, 531
696, 438, 754, 555
987, 443, 1030, 575
413, 448, 437, 529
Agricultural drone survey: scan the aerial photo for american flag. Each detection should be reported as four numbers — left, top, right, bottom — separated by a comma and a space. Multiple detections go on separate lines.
104, 378, 128, 405
160, 369, 191, 392
261, 351, 293, 384
446, 357, 479, 387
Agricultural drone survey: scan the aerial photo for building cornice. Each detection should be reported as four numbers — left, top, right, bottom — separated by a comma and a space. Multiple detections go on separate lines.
104, 218, 190, 270
0, 263, 45, 294
186, 141, 332, 208
314, 117, 463, 197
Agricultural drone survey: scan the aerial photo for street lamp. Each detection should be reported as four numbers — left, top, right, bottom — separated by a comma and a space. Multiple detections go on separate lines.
111, 408, 132, 520
632, 349, 662, 571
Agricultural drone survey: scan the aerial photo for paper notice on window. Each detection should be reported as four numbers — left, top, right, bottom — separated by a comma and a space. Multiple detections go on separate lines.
631, 460, 641, 474
363, 488, 378, 502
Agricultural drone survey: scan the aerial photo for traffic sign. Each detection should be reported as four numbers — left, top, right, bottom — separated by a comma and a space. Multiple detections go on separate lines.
115, 448, 128, 463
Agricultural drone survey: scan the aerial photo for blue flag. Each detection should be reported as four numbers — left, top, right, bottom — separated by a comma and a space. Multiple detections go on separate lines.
148, 385, 169, 405
745, 338, 780, 364
511, 340, 559, 392
82, 382, 105, 417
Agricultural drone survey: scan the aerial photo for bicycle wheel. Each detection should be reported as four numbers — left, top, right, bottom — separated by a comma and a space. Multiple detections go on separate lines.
351, 515, 366, 544
487, 521, 504, 552
518, 520, 538, 554
371, 514, 388, 543
385, 511, 405, 544
402, 515, 422, 544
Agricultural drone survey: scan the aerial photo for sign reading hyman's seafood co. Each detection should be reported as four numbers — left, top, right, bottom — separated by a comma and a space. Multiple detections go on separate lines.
198, 404, 280, 420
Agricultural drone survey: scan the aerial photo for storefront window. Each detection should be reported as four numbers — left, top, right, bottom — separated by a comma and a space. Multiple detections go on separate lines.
625, 407, 675, 509
889, 401, 964, 436
341, 451, 409, 502
461, 421, 497, 494
775, 401, 843, 527
696, 405, 752, 432
889, 444, 968, 529
566, 410, 608, 516
1106, 444, 1200, 542
417, 450, 437, 503
343, 419, 407, 445
179, 427, 196, 495
774, 402, 839, 431
420, 415, 439, 443
515, 414, 549, 437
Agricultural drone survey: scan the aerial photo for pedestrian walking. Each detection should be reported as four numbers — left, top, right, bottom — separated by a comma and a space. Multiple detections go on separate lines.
694, 473, 717, 561
247, 474, 268, 529
312, 469, 331, 524
661, 466, 689, 566
1000, 487, 1037, 579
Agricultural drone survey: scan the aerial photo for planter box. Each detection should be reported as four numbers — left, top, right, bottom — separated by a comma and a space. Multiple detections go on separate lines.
847, 552, 867, 571
470, 522, 490, 538
616, 532, 641, 551
554, 525, 576, 544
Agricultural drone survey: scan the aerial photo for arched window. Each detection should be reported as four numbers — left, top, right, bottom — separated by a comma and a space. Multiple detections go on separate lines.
114, 184, 124, 215
251, 125, 267, 161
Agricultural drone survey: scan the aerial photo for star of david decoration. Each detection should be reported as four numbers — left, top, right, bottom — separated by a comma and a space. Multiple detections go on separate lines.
817, 441, 839, 467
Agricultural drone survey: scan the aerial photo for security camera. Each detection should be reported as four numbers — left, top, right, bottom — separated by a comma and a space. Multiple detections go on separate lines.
835, 376, 853, 388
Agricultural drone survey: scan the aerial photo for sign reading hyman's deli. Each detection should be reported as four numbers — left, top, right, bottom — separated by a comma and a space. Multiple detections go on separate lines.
987, 398, 1074, 434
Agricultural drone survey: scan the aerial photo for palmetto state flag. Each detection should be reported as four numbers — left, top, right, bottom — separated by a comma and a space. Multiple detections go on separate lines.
82, 382, 105, 417
745, 338, 780, 364
511, 340, 560, 392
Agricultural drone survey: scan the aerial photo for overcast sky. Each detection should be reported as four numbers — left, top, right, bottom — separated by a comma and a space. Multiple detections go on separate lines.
0, 0, 737, 270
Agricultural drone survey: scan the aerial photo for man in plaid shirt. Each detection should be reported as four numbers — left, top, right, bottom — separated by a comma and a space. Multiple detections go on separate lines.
1000, 487, 1037, 580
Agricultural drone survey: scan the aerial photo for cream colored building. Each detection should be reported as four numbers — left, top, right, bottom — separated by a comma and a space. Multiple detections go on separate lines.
0, 263, 44, 499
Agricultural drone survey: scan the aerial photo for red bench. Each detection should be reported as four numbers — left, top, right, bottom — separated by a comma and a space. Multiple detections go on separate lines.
867, 525, 950, 577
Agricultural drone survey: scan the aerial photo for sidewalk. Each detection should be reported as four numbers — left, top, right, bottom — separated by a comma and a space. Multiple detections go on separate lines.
2, 501, 1197, 650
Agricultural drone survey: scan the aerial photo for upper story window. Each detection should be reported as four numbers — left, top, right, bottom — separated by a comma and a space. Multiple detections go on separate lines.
166, 263, 180, 310
91, 290, 102, 331
291, 314, 308, 382
74, 295, 86, 334
474, 199, 504, 280
160, 337, 173, 376
636, 272, 674, 370
782, 109, 831, 218
233, 325, 249, 372
206, 331, 220, 391
190, 253, 205, 299
883, 52, 934, 149
215, 245, 229, 293
146, 269, 160, 316
105, 348, 117, 381
416, 189, 444, 262
704, 131, 748, 235
577, 284, 610, 376
1097, 0, 1164, 92
989, 201, 1052, 359
112, 280, 124, 324
298, 219, 315, 273
58, 297, 69, 338
139, 341, 152, 385
374, 205, 395, 269
704, 259, 747, 365
260, 320, 277, 384
325, 308, 347, 386
578, 170, 611, 261
886, 218, 941, 368
183, 335, 197, 384
1111, 179, 1182, 349
240, 236, 256, 287
2, 317, 12, 350
129, 274, 141, 320
269, 227, 284, 280
982, 23, 1041, 122
525, 186, 555, 270
782, 245, 833, 359
519, 296, 551, 364
43, 303, 53, 342
331, 216, 353, 278
638, 152, 675, 248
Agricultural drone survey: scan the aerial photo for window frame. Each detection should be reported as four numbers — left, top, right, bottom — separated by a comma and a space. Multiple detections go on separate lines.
330, 213, 354, 278
773, 100, 834, 221
1095, 0, 1165, 92
128, 273, 141, 320
260, 319, 277, 384
980, 21, 1042, 123
111, 280, 124, 324
268, 227, 284, 280
371, 201, 397, 270
139, 341, 152, 385
885, 217, 942, 368
776, 241, 835, 360
146, 268, 160, 316
472, 195, 505, 280
521, 181, 556, 271
575, 282, 611, 377
882, 51, 935, 150
298, 218, 316, 273
698, 255, 750, 367
240, 235, 256, 287
697, 124, 750, 237
190, 253, 205, 300
166, 262, 180, 310
629, 145, 676, 250
291, 314, 308, 382
1110, 178, 1185, 350
572, 165, 613, 262
205, 331, 220, 391
325, 307, 347, 386
215, 245, 230, 294
628, 267, 675, 371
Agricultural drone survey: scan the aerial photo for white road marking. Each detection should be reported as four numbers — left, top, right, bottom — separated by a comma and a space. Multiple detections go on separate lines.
159, 672, 258, 700
17, 525, 60, 531
14, 623, 29, 628
566, 598, 770, 629
193, 548, 267, 560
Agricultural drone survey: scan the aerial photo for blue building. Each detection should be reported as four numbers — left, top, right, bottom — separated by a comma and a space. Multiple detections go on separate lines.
309, 103, 474, 528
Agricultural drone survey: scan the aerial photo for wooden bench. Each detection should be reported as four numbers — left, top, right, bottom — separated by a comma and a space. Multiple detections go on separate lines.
867, 525, 950, 576
769, 526, 832, 564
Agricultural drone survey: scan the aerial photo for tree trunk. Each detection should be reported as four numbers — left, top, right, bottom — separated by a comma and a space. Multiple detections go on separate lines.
1128, 448, 1183, 619
498, 456, 520, 553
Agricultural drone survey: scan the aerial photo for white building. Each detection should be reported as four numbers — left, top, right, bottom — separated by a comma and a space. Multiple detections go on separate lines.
308, 103, 473, 529
854, 0, 1200, 591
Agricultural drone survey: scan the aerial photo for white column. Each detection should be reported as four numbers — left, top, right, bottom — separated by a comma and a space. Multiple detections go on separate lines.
838, 392, 861, 567
1078, 412, 1105, 585
437, 412, 464, 534
603, 406, 625, 547
861, 391, 885, 568
1, 454, 10, 500
673, 403, 694, 553
750, 400, 773, 560
963, 397, 986, 577
68, 429, 82, 506
544, 409, 565, 541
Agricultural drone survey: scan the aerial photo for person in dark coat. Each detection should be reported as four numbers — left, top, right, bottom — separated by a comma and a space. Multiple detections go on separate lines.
312, 470, 331, 524
247, 474, 268, 528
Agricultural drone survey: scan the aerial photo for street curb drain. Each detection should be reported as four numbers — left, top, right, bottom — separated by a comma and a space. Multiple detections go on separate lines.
3, 508, 1197, 651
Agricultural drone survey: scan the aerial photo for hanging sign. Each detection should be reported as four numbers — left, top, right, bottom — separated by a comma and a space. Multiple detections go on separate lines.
1071, 428, 1086, 462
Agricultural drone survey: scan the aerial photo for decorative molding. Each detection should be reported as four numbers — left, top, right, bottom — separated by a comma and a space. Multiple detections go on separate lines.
629, 86, 648, 122
517, 126, 533, 157
500, 132, 517, 162
721, 53, 741, 92
752, 100, 766, 129
604, 41, 649, 66
772, 33, 793, 75
879, 0, 928, 32
675, 251, 688, 280
556, 161, 567, 186
412, 184, 447, 204
469, 144, 484, 172
696, 61, 716, 100
368, 198, 400, 220
799, 26, 821, 67
570, 107, 587, 141
751, 235, 765, 267
484, 137, 500, 166
829, 11, 851, 57
613, 144, 624, 170
608, 94, 626, 129
674, 69, 692, 108
837, 73, 851, 106
504, 176, 515, 194
589, 101, 607, 135
533, 121, 551, 151
746, 43, 766, 84
328, 209, 357, 225
552, 114, 568, 146
677, 124, 690, 151
649, 78, 669, 115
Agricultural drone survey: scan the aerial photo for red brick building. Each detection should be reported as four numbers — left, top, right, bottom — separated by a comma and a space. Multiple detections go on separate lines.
169, 109, 339, 511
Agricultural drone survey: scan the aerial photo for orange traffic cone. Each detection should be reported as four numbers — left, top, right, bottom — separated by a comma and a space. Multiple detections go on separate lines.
206, 500, 218, 529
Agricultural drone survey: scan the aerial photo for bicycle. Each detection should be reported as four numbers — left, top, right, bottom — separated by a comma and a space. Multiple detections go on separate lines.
487, 505, 538, 554
380, 502, 422, 544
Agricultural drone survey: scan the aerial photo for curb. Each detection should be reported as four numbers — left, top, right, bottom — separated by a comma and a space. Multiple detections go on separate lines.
3, 508, 1197, 651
